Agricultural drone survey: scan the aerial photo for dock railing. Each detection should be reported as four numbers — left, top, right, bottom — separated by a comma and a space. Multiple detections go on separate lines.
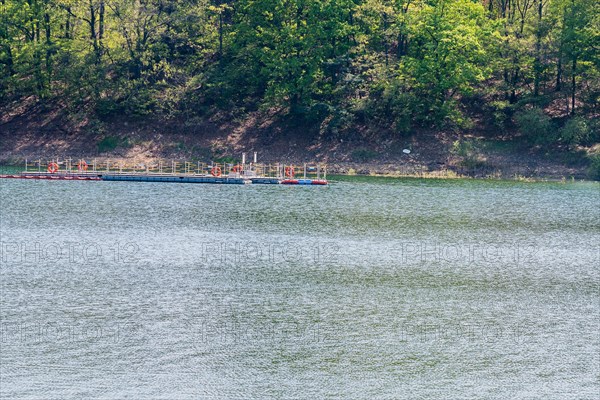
24, 159, 328, 180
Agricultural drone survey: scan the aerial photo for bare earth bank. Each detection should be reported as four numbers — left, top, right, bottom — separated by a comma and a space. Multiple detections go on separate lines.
0, 102, 595, 180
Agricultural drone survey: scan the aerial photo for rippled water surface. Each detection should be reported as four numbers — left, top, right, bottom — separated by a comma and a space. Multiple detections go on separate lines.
1, 175, 599, 399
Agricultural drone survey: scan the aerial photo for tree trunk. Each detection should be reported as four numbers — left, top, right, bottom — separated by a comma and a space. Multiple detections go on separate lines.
0, 0, 14, 76
44, 10, 52, 89
509, 65, 519, 103
383, 12, 388, 66
98, 1, 105, 60
397, 33, 406, 57
533, 0, 542, 97
99, 2, 105, 39
31, 1, 44, 97
65, 7, 71, 39
556, 51, 562, 91
219, 11, 223, 55
5, 45, 14, 76
571, 56, 576, 115
89, 1, 99, 61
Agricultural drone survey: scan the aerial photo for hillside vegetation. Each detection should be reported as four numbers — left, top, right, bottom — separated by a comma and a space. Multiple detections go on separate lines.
1, 0, 599, 177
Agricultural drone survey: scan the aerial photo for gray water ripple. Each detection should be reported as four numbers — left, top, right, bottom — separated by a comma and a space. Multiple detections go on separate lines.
1, 177, 598, 399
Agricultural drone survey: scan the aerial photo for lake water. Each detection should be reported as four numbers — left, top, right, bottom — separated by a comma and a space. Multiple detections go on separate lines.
1, 175, 598, 399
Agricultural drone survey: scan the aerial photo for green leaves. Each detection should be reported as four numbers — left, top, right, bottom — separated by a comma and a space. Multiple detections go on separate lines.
213, 0, 357, 113
0, 0, 597, 133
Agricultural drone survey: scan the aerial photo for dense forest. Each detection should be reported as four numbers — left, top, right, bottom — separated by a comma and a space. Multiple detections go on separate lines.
1, 0, 599, 171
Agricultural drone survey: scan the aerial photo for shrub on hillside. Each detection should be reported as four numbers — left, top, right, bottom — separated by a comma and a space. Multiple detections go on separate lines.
588, 154, 600, 181
560, 117, 591, 147
381, 88, 414, 135
451, 139, 486, 168
97, 136, 120, 153
97, 136, 131, 153
320, 107, 354, 139
351, 148, 378, 162
451, 139, 475, 158
515, 108, 554, 145
489, 101, 512, 132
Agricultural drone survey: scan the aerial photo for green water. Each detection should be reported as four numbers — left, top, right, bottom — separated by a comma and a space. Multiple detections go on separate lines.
1, 175, 598, 398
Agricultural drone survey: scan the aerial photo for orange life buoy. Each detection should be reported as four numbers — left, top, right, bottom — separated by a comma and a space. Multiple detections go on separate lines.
285, 166, 294, 178
47, 162, 59, 173
77, 160, 88, 172
210, 166, 222, 177
231, 165, 242, 173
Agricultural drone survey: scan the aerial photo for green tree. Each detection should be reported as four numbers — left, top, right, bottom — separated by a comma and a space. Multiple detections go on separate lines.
400, 0, 495, 124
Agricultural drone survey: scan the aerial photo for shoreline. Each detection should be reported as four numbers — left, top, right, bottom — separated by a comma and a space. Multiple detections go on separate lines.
1, 158, 595, 182
1, 119, 596, 182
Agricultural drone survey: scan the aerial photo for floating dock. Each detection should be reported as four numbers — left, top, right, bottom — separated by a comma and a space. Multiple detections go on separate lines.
1, 157, 328, 185
102, 173, 247, 184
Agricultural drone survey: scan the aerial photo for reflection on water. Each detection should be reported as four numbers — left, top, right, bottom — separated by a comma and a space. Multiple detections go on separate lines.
1, 176, 599, 398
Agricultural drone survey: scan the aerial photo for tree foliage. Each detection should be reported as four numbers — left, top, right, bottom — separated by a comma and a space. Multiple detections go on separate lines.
0, 0, 598, 132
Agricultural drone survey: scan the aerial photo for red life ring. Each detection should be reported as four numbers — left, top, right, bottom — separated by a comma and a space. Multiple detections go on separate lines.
231, 165, 242, 173
77, 160, 88, 171
285, 166, 294, 178
47, 162, 59, 173
210, 166, 222, 177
